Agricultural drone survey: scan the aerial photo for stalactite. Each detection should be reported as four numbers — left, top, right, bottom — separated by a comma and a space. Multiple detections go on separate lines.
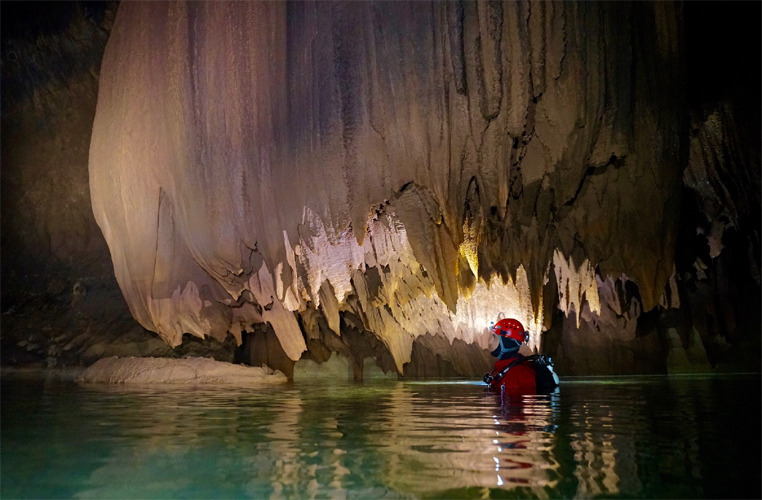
89, 1, 688, 373
551, 249, 600, 328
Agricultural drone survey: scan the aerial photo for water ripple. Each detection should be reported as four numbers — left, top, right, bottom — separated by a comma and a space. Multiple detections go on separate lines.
1, 375, 759, 499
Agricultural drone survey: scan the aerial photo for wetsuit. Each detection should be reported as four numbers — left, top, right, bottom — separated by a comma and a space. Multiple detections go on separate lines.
487, 355, 537, 394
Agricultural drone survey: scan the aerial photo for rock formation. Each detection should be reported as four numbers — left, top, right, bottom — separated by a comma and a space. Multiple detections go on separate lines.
3, 1, 759, 377
77, 356, 287, 385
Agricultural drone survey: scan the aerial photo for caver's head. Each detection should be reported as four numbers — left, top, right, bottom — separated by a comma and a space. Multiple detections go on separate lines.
490, 318, 528, 359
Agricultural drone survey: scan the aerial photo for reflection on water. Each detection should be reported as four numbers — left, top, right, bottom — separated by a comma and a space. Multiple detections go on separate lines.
1, 374, 759, 499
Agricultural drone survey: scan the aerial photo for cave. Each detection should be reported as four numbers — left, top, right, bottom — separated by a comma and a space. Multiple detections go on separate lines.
2, 0, 759, 378
1, 1, 760, 497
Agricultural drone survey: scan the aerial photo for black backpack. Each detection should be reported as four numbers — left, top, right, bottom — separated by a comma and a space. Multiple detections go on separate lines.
528, 354, 560, 392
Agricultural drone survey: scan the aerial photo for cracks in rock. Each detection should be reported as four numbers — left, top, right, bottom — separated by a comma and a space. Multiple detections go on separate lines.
553, 3, 567, 82
241, 241, 258, 271
151, 188, 169, 300
474, 0, 503, 122
447, 0, 467, 95
366, 2, 387, 144
563, 153, 626, 207
369, 199, 391, 223
507, 123, 539, 204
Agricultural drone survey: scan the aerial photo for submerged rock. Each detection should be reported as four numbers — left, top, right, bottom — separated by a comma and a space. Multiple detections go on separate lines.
77, 356, 288, 385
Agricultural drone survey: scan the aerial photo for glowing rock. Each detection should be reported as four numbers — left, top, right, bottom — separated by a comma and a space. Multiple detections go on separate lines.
552, 249, 600, 328
89, 1, 685, 373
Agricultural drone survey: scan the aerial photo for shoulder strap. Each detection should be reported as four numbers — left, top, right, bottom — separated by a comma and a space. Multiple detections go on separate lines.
495, 354, 527, 379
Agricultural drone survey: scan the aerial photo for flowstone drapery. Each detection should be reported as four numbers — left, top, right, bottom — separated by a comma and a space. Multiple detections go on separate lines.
89, 1, 686, 373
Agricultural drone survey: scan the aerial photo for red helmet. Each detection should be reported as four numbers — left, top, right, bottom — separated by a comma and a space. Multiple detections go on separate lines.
491, 318, 528, 344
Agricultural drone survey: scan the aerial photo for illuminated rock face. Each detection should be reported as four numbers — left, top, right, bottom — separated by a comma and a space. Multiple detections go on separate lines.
88, 1, 688, 375
81, 1, 760, 376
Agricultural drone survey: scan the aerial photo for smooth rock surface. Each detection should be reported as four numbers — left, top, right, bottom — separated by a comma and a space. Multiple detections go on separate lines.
77, 356, 288, 385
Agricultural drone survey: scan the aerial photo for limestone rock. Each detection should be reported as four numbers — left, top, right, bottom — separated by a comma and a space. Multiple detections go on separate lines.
77, 356, 287, 385
88, 1, 687, 373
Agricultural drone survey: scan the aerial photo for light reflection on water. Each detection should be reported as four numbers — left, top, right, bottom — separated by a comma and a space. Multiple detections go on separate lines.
1, 374, 759, 499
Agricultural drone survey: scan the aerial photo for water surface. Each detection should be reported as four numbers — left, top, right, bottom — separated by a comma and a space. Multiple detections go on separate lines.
2, 373, 759, 499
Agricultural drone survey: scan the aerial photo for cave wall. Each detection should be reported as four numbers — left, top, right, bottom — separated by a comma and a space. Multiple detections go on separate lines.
2, 2, 114, 303
0, 1, 238, 366
2, 1, 759, 376
0, 1, 143, 367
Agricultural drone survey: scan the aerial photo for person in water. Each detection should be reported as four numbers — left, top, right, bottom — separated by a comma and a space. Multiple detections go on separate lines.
484, 318, 559, 394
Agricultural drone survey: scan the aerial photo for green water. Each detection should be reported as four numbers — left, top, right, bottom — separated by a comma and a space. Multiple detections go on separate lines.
1, 373, 759, 499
